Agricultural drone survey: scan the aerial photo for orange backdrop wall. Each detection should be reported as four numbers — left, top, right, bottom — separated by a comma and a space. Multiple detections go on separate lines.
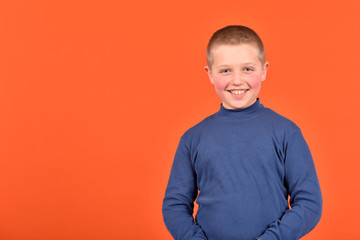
1, 0, 360, 239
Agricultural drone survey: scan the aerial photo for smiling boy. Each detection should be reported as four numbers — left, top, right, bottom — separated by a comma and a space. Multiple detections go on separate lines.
205, 43, 268, 110
162, 25, 322, 240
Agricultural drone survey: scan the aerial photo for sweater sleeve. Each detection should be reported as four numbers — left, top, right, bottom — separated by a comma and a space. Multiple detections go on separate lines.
162, 135, 207, 240
258, 128, 322, 240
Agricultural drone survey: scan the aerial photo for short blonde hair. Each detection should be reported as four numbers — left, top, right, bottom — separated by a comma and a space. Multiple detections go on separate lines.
207, 25, 265, 68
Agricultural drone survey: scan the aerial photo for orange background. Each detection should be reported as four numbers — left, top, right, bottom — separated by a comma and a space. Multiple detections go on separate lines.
1, 0, 360, 239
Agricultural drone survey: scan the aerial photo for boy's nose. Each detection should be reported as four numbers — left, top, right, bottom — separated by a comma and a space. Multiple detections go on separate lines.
231, 73, 245, 85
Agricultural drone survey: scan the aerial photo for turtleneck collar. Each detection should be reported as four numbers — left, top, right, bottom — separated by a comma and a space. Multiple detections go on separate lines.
215, 98, 268, 121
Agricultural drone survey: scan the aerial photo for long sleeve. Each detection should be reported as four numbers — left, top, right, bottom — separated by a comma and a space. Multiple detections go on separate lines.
258, 128, 322, 240
162, 135, 207, 240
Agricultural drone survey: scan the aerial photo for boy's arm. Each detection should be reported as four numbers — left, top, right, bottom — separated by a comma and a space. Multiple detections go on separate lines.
162, 136, 207, 240
257, 128, 322, 240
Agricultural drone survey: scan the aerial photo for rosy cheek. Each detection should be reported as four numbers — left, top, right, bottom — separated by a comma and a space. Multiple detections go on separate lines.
247, 75, 262, 87
213, 76, 229, 89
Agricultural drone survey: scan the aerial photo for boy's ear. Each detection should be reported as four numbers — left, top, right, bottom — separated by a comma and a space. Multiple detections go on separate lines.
204, 66, 215, 85
261, 62, 270, 82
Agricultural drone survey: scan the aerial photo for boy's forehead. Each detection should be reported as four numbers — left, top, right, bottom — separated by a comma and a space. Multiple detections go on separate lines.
209, 43, 263, 68
211, 43, 259, 54
211, 44, 260, 62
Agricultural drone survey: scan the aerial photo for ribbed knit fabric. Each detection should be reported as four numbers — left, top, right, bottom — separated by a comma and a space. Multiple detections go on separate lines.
162, 99, 322, 240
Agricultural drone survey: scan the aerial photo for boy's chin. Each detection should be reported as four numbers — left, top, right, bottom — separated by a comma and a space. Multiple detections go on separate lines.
222, 100, 257, 110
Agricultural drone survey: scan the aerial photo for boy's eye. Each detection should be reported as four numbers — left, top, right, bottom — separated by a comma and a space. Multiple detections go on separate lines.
220, 69, 230, 73
244, 67, 253, 72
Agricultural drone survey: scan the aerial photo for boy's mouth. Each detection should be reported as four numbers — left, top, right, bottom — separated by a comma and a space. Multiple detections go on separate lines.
228, 89, 248, 95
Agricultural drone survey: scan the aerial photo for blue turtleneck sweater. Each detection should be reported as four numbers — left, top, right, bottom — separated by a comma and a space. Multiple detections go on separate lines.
162, 100, 322, 240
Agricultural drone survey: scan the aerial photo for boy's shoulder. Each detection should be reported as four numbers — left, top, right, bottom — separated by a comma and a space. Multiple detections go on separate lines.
181, 113, 217, 139
265, 107, 300, 129
258, 106, 303, 138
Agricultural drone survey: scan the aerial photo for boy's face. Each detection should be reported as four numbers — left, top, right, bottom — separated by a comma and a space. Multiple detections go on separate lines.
205, 44, 269, 109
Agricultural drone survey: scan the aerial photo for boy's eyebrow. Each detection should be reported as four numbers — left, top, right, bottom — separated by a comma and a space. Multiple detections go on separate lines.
216, 64, 231, 69
242, 62, 257, 65
216, 62, 258, 69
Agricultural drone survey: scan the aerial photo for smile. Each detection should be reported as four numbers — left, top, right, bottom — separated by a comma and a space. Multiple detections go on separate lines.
228, 89, 248, 95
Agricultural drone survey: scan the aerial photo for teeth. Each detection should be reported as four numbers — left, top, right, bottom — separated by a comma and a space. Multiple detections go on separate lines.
230, 90, 246, 95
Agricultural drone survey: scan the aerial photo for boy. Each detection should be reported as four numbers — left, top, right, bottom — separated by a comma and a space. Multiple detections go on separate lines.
162, 25, 322, 240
